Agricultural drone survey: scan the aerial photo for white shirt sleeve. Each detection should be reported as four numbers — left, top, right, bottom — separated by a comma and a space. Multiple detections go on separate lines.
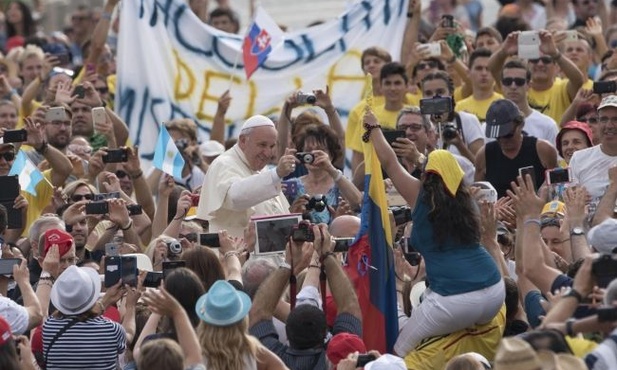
226, 169, 282, 211
0, 296, 29, 335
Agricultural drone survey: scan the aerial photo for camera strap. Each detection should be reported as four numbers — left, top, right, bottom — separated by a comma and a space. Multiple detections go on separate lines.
320, 265, 327, 313
455, 113, 466, 143
289, 258, 297, 310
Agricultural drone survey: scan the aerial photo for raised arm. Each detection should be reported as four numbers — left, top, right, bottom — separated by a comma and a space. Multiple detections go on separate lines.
85, 0, 120, 67
365, 110, 421, 208
124, 147, 155, 221
314, 87, 345, 168
562, 186, 591, 261
211, 90, 231, 144
401, 0, 422, 67
488, 32, 519, 89
591, 166, 617, 227
13, 260, 43, 331
541, 32, 583, 100
25, 117, 72, 186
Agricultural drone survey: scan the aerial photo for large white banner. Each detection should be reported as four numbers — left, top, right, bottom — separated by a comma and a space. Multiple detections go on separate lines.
116, 0, 409, 165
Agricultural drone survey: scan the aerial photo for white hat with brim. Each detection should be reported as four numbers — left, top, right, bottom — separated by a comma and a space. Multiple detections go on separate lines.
123, 253, 153, 272
598, 95, 617, 111
51, 266, 101, 316
364, 354, 407, 370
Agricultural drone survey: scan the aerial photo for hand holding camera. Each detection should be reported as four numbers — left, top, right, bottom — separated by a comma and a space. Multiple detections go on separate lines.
538, 30, 559, 58
175, 191, 193, 219
289, 194, 310, 214
312, 223, 332, 257
313, 86, 335, 111
108, 198, 131, 229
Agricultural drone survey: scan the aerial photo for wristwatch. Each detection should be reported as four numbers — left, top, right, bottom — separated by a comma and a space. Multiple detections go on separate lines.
563, 288, 583, 303
570, 227, 585, 237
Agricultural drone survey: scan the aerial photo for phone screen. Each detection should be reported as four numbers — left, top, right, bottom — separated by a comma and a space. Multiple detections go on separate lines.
163, 260, 186, 279
0, 258, 21, 275
382, 130, 406, 147
518, 166, 537, 189
104, 256, 122, 288
199, 233, 220, 248
121, 256, 138, 287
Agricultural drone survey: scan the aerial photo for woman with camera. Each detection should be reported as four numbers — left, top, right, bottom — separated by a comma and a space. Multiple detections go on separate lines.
0, 315, 38, 370
286, 125, 361, 224
363, 110, 504, 356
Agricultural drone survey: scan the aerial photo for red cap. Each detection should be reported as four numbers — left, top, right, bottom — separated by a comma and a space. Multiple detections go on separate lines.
0, 315, 12, 346
556, 121, 593, 158
326, 332, 367, 365
43, 229, 74, 258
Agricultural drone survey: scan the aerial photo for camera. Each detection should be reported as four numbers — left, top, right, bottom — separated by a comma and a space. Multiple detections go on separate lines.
441, 123, 458, 141
295, 152, 315, 164
399, 238, 422, 266
333, 237, 354, 252
597, 307, 617, 322
165, 239, 183, 256
441, 14, 454, 28
592, 252, 617, 288
390, 206, 412, 226
175, 138, 189, 151
291, 222, 315, 242
356, 354, 376, 367
102, 148, 128, 163
306, 194, 327, 212
296, 92, 316, 104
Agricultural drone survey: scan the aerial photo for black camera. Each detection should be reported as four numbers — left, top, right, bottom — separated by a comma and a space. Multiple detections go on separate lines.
296, 92, 316, 104
165, 239, 183, 256
295, 152, 315, 164
597, 307, 617, 322
356, 354, 377, 367
390, 206, 412, 226
399, 238, 422, 266
441, 123, 458, 140
291, 222, 314, 242
592, 252, 617, 288
333, 237, 354, 252
102, 148, 128, 163
306, 194, 327, 212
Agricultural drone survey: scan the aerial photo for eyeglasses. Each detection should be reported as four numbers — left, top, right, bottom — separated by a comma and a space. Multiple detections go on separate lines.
502, 77, 526, 87
529, 56, 554, 65
49, 121, 71, 127
398, 124, 424, 132
115, 170, 128, 179
417, 61, 437, 70
60, 256, 80, 266
579, 117, 598, 125
179, 232, 198, 243
0, 152, 15, 161
71, 193, 93, 202
598, 116, 617, 125
96, 87, 109, 95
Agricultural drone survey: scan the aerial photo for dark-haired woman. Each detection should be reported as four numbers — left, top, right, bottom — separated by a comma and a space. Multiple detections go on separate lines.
0, 315, 38, 370
5, 1, 36, 40
364, 111, 504, 356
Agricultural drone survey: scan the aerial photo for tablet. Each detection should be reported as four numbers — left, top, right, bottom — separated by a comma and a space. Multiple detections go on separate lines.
252, 214, 302, 255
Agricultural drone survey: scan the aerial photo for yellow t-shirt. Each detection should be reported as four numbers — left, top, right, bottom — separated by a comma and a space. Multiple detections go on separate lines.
346, 103, 404, 152
404, 305, 506, 370
23, 169, 54, 235
453, 86, 466, 103
455, 92, 503, 123
345, 93, 419, 153
528, 78, 593, 124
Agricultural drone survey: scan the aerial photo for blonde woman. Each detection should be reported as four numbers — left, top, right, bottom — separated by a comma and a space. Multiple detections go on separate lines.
195, 280, 288, 370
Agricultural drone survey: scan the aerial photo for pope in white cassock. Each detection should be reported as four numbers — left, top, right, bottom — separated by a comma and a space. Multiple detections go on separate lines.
196, 115, 298, 238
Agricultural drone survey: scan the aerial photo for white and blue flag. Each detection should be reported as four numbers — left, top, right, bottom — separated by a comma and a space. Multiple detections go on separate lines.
152, 125, 185, 179
9, 150, 44, 196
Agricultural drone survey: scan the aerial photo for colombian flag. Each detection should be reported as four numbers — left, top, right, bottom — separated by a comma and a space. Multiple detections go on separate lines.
345, 100, 398, 353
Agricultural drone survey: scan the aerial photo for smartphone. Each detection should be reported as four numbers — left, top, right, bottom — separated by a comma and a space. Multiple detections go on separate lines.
564, 30, 578, 42
102, 148, 128, 163
73, 85, 86, 99
382, 130, 406, 147
199, 233, 220, 248
356, 354, 377, 367
94, 192, 121, 201
85, 201, 109, 215
45, 107, 67, 122
127, 204, 143, 216
92, 107, 106, 133
417, 42, 441, 57
597, 307, 617, 322
441, 14, 454, 28
190, 194, 200, 207
282, 180, 299, 200
333, 237, 354, 253
105, 243, 119, 257
546, 167, 572, 185
518, 31, 540, 60
472, 181, 497, 203
143, 271, 163, 288
121, 256, 138, 287
163, 260, 186, 279
0, 258, 21, 275
104, 255, 122, 287
593, 81, 617, 95
518, 166, 537, 189
420, 96, 453, 115
54, 53, 71, 65
3, 129, 27, 143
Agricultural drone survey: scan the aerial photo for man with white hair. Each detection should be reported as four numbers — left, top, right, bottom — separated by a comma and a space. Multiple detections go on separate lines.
197, 115, 297, 237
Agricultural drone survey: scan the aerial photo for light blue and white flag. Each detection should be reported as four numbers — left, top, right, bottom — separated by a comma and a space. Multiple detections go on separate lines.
9, 150, 44, 196
152, 125, 185, 179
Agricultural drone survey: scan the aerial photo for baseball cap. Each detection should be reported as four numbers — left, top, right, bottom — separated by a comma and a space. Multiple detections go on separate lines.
0, 315, 11, 346
200, 140, 225, 157
326, 333, 367, 365
556, 121, 593, 158
541, 201, 566, 218
43, 228, 74, 257
485, 100, 521, 138
598, 95, 617, 111
588, 218, 617, 254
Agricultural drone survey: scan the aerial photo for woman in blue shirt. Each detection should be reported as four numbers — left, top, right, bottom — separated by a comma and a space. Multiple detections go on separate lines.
364, 110, 505, 356
285, 125, 361, 224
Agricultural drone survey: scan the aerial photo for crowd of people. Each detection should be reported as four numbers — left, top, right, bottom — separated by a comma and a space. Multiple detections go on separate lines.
0, 0, 616, 369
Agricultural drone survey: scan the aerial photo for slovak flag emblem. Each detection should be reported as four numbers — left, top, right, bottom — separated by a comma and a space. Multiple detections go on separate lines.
242, 7, 283, 79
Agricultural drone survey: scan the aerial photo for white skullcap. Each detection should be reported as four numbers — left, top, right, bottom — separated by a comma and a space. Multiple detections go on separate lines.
588, 218, 617, 254
241, 115, 275, 131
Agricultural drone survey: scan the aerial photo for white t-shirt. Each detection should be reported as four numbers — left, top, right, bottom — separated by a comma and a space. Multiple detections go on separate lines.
524, 110, 558, 146
0, 296, 29, 335
436, 111, 485, 158
570, 145, 617, 200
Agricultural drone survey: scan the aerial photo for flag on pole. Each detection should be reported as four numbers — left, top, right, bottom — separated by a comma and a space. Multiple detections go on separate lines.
152, 124, 185, 179
242, 7, 284, 79
9, 150, 44, 196
343, 74, 398, 353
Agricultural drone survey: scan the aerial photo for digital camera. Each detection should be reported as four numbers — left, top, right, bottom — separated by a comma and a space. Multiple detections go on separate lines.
291, 222, 315, 242
165, 239, 183, 256
306, 194, 327, 212
441, 123, 458, 140
296, 92, 316, 104
389, 206, 412, 226
295, 152, 315, 164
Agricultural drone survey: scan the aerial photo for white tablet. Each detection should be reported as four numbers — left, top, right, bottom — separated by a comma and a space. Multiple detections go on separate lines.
252, 214, 302, 255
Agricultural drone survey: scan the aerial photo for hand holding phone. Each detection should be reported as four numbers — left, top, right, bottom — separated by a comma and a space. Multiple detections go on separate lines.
518, 31, 540, 59
518, 166, 537, 189
3, 129, 27, 143
102, 148, 129, 163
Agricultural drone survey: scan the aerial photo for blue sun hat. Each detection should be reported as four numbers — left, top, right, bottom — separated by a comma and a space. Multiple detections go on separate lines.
195, 280, 252, 326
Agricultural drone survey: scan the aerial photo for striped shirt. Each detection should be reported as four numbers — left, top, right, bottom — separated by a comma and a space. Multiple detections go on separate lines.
43, 316, 126, 370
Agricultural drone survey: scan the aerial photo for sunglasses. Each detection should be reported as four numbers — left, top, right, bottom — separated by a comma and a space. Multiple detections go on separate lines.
502, 77, 526, 87
115, 170, 128, 179
497, 132, 515, 139
0, 152, 15, 161
71, 193, 93, 202
417, 61, 437, 70
529, 56, 553, 65
96, 87, 109, 95
179, 232, 198, 243
540, 217, 561, 228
